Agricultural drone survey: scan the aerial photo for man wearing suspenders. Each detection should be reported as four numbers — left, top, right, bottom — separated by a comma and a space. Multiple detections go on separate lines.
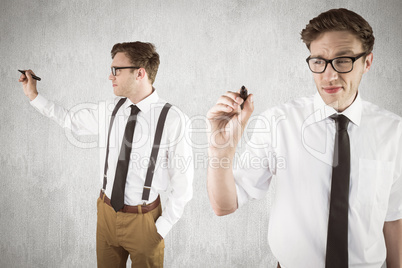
19, 41, 194, 267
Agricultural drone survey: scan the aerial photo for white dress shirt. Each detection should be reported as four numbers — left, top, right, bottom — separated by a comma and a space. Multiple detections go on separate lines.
234, 93, 402, 267
30, 90, 194, 238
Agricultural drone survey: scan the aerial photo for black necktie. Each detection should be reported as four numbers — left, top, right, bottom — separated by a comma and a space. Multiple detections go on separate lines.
111, 105, 140, 212
326, 114, 350, 268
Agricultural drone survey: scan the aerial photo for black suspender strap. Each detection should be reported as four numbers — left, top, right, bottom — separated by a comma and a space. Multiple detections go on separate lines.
103, 99, 172, 201
141, 103, 172, 201
103, 98, 127, 190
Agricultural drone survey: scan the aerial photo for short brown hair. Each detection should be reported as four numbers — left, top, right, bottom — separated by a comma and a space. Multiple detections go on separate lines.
111, 42, 160, 84
301, 8, 375, 53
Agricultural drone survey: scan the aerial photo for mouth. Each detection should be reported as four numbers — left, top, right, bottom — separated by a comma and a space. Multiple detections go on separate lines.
113, 84, 117, 87
322, 86, 342, 94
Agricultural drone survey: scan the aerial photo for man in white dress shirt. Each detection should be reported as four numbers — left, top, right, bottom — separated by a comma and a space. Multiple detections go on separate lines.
19, 42, 193, 267
207, 8, 402, 268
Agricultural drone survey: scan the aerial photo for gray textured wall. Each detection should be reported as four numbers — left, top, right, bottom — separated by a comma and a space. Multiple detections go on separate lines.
1, 0, 401, 267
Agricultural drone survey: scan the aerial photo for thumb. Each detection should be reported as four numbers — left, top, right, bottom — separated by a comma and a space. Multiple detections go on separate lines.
240, 94, 254, 127
25, 70, 32, 81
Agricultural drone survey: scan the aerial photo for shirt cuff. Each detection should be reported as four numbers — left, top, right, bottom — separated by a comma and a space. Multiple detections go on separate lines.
385, 211, 402, 222
155, 216, 173, 239
30, 93, 47, 109
235, 183, 249, 208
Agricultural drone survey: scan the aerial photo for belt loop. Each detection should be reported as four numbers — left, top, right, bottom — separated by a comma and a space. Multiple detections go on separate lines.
137, 205, 142, 214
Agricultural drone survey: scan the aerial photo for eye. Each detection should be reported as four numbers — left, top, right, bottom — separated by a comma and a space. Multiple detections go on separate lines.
335, 58, 352, 65
312, 59, 325, 65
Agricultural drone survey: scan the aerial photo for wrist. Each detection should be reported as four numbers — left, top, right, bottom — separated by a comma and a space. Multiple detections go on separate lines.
208, 147, 235, 170
28, 92, 38, 101
208, 146, 236, 159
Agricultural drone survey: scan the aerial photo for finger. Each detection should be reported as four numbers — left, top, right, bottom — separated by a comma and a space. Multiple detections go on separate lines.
232, 89, 245, 106
25, 70, 32, 81
239, 93, 254, 127
223, 91, 242, 103
243, 93, 254, 111
25, 70, 38, 83
216, 95, 241, 110
25, 69, 36, 76
207, 103, 234, 118
215, 103, 235, 113
18, 73, 27, 82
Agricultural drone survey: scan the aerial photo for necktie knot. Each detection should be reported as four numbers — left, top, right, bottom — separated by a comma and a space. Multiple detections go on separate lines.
130, 105, 141, 116
332, 114, 349, 132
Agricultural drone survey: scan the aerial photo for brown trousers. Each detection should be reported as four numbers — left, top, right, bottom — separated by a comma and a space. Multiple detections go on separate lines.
96, 195, 165, 268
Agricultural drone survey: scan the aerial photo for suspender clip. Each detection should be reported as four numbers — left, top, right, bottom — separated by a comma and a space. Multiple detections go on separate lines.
142, 186, 152, 205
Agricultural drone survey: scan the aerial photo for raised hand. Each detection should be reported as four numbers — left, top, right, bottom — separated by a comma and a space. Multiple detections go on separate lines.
18, 69, 39, 101
207, 87, 254, 157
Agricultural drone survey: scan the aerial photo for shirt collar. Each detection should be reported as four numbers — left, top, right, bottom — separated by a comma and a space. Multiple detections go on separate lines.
123, 88, 159, 114
313, 92, 362, 126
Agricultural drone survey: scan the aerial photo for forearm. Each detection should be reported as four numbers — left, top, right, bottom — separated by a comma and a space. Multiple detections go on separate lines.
30, 94, 99, 135
207, 148, 238, 216
30, 94, 69, 127
205, 89, 254, 216
384, 219, 402, 267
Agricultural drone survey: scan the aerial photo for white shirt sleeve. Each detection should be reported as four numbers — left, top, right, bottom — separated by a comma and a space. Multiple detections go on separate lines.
385, 125, 402, 221
155, 111, 193, 238
234, 113, 275, 208
30, 94, 99, 136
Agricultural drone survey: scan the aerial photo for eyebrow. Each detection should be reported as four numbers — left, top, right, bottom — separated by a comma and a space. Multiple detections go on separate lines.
334, 50, 355, 57
311, 50, 356, 59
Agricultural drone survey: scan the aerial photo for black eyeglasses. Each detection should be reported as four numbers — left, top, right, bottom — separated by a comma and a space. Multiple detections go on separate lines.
111, 66, 140, 76
306, 52, 366, 74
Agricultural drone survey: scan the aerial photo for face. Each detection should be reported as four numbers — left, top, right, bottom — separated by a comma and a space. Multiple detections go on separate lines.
109, 52, 138, 97
309, 31, 373, 112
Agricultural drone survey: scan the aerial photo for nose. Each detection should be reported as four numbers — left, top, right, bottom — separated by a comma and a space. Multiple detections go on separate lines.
109, 72, 115, 81
322, 62, 338, 82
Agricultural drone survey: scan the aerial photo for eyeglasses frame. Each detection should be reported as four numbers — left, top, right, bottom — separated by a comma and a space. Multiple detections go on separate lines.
111, 66, 141, 76
306, 52, 367, 74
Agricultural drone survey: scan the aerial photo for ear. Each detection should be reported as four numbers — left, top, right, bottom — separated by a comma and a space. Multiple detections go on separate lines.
136, 68, 148, 81
363, 52, 373, 73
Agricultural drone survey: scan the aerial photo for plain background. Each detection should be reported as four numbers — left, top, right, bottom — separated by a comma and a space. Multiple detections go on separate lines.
1, 0, 401, 267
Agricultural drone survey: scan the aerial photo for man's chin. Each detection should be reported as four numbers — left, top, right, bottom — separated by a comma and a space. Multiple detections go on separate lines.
326, 100, 341, 111
113, 88, 123, 97
321, 95, 357, 112
319, 92, 342, 110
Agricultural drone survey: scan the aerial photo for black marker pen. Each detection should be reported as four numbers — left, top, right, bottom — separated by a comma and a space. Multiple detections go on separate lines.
18, 70, 41, 81
240, 85, 248, 110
